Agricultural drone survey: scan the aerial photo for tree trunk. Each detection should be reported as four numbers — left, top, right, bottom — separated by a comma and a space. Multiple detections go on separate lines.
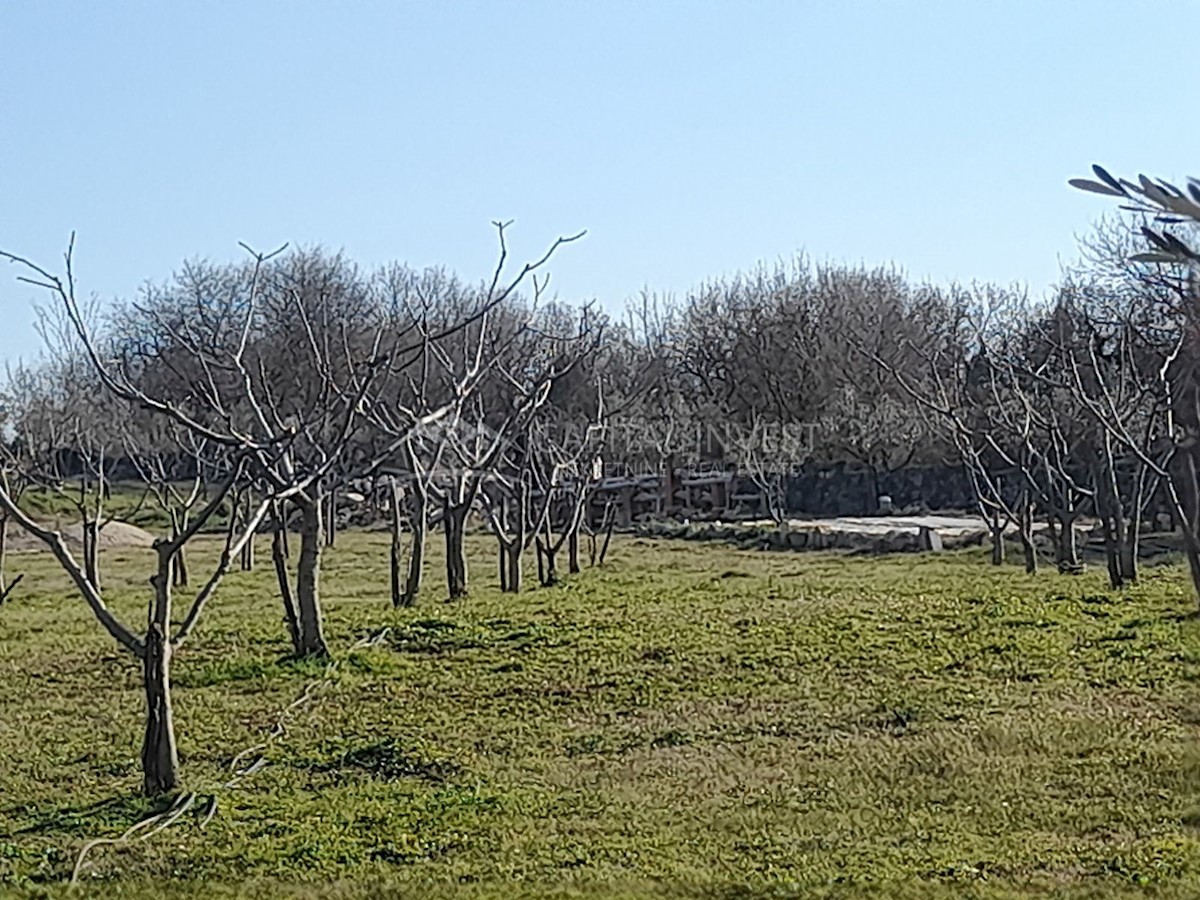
494, 500, 509, 592
1121, 462, 1153, 587
443, 501, 469, 600
0, 513, 8, 598
142, 550, 179, 796
989, 527, 1005, 566
1017, 491, 1037, 575
568, 527, 580, 575
294, 499, 329, 658
141, 622, 179, 796
988, 508, 1005, 566
1056, 513, 1082, 573
1111, 512, 1129, 587
497, 542, 509, 592
506, 543, 522, 593
1020, 529, 1037, 574
390, 481, 407, 608
1095, 444, 1130, 589
239, 494, 256, 572
83, 518, 101, 591
538, 517, 559, 587
598, 506, 615, 566
1045, 513, 1060, 562
324, 485, 338, 548
1100, 512, 1121, 589
403, 523, 424, 606
170, 511, 190, 588
1090, 456, 1120, 587
174, 543, 189, 588
272, 503, 301, 654
1124, 502, 1141, 586
402, 489, 426, 607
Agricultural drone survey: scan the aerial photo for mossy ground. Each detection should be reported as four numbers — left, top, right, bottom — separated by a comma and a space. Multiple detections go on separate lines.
2, 533, 1200, 898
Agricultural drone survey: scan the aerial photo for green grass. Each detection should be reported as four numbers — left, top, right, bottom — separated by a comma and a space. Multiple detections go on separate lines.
2, 533, 1200, 898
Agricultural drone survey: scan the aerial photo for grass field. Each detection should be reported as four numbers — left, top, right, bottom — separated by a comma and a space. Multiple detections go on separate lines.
3, 532, 1200, 898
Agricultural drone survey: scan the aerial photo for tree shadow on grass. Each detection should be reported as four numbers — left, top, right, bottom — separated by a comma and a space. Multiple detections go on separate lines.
173, 653, 328, 689
1116, 609, 1200, 631
296, 737, 464, 784
5, 792, 172, 838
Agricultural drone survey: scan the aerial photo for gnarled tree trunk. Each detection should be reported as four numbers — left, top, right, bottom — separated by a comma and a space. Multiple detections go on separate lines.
143, 548, 179, 795
141, 622, 178, 795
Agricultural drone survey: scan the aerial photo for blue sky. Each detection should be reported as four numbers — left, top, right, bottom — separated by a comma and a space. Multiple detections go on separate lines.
2, 0, 1195, 364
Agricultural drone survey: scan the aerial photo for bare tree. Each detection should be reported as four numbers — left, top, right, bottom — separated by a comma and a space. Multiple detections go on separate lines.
481, 450, 556, 592
2, 242, 362, 658
0, 450, 272, 794
852, 285, 1052, 571
1069, 166, 1200, 599
2, 222, 584, 653
1027, 282, 1168, 586
531, 416, 607, 585
982, 335, 1094, 574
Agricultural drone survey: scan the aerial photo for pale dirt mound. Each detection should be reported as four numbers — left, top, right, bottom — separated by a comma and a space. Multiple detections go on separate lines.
7, 519, 158, 552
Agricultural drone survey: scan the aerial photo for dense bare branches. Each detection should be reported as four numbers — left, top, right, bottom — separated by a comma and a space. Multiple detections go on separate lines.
0, 221, 586, 792
1069, 166, 1200, 599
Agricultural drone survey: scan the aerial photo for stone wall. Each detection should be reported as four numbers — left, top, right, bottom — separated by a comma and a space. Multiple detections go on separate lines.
780, 464, 976, 517
637, 519, 980, 554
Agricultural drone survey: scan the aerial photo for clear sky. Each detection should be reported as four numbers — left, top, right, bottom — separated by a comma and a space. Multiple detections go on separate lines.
2, 0, 1196, 364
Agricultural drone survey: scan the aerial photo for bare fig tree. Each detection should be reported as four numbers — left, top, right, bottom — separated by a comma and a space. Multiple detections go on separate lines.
853, 285, 1049, 571
358, 226, 588, 602
481, 440, 555, 593
0, 445, 273, 794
